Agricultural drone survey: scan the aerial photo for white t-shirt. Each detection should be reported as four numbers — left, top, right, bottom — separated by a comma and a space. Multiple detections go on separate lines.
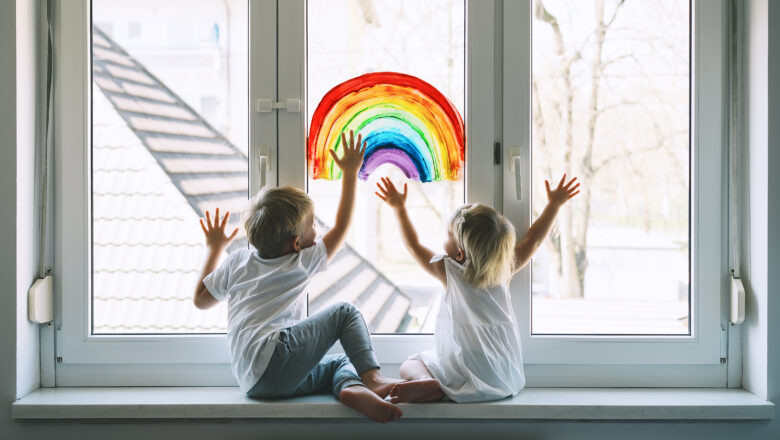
203, 240, 328, 392
412, 255, 526, 402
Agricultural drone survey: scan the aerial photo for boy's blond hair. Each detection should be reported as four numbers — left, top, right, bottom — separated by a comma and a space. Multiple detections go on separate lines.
243, 186, 314, 259
449, 204, 516, 289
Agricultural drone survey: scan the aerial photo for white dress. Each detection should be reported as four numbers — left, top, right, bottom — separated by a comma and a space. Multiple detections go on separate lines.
412, 255, 526, 402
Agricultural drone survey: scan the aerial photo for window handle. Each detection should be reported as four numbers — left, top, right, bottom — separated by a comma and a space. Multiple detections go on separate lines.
510, 148, 522, 201
258, 147, 271, 188
730, 273, 745, 324
256, 98, 301, 113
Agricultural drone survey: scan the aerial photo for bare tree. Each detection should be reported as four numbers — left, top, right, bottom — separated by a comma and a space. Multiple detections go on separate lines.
533, 0, 689, 299
533, 0, 629, 298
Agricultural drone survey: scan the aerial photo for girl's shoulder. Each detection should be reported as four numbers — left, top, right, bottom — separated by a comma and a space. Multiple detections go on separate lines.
430, 254, 471, 286
429, 254, 464, 268
429, 254, 468, 278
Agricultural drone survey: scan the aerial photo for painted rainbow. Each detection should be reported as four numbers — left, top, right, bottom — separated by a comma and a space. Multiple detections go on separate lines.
308, 72, 465, 182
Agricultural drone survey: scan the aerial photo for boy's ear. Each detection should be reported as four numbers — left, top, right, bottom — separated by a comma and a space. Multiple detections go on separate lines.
456, 248, 466, 263
290, 236, 302, 253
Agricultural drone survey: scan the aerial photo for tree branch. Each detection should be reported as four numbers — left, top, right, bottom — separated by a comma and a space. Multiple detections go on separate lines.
605, 0, 626, 28
592, 128, 687, 175
596, 99, 639, 115
602, 53, 636, 69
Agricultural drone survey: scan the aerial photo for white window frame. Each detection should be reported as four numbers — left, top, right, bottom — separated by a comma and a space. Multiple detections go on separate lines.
275, 0, 497, 363
54, 0, 281, 385
54, 0, 498, 384
501, 0, 729, 386
53, 0, 732, 387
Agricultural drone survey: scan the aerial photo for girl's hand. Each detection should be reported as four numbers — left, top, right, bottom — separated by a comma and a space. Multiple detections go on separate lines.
200, 208, 239, 251
330, 129, 366, 177
546, 174, 580, 208
375, 177, 408, 210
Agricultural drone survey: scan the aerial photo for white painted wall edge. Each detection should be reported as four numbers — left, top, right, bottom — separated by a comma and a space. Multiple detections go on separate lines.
741, 0, 770, 401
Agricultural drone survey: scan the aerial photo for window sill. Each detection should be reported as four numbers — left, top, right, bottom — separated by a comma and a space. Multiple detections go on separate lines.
12, 387, 774, 421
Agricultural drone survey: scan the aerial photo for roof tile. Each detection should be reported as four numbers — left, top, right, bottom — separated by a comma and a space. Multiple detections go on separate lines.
144, 136, 236, 155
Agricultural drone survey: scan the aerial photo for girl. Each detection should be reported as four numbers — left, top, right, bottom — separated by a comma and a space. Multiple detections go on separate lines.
375, 175, 579, 403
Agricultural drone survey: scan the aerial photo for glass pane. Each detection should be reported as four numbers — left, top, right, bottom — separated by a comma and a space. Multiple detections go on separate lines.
531, 0, 690, 334
91, 0, 248, 334
307, 0, 466, 333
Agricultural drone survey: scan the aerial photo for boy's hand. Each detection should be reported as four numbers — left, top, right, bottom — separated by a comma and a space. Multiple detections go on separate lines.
375, 177, 408, 210
545, 174, 580, 208
322, 130, 366, 261
200, 208, 239, 251
330, 129, 366, 177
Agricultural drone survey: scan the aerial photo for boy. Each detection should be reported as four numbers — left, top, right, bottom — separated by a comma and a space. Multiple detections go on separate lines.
193, 131, 402, 423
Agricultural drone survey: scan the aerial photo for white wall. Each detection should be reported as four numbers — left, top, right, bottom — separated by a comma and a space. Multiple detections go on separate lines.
0, 1, 20, 434
741, 0, 780, 415
741, 0, 769, 400
0, 0, 778, 438
15, 0, 41, 401
765, 0, 780, 414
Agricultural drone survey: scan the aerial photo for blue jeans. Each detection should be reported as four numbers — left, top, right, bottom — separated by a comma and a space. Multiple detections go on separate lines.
247, 302, 380, 399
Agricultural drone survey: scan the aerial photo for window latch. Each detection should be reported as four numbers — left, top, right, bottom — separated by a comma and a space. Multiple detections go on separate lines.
257, 147, 271, 189
256, 98, 301, 113
510, 148, 523, 201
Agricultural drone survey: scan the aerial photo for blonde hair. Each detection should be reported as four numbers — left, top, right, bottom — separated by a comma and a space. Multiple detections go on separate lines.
243, 186, 313, 258
449, 204, 516, 289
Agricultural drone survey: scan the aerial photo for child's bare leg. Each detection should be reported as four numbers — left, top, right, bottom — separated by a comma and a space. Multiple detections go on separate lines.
293, 302, 400, 399
340, 385, 403, 424
360, 367, 402, 399
399, 358, 434, 380
390, 359, 445, 403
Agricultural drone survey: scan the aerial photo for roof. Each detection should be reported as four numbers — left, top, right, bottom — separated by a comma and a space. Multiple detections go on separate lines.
91, 26, 410, 334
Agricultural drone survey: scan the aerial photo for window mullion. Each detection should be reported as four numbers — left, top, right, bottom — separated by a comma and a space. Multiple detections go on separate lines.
250, 0, 280, 193
502, 0, 533, 351
276, 0, 306, 190
466, 0, 499, 207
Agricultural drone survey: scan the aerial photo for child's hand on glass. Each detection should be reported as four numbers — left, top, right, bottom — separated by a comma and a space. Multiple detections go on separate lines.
375, 177, 408, 210
200, 208, 239, 251
330, 129, 366, 177
546, 174, 580, 208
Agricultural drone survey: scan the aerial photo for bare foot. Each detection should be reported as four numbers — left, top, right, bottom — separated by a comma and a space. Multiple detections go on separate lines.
340, 386, 403, 424
389, 379, 442, 403
361, 370, 403, 399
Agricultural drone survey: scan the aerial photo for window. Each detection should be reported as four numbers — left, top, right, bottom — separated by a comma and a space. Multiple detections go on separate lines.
91, 0, 246, 335
502, 0, 726, 384
529, 0, 691, 336
304, 0, 466, 334
55, 0, 729, 386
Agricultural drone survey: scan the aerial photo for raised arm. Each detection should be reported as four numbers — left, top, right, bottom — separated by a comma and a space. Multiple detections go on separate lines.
322, 130, 366, 262
375, 177, 446, 286
513, 174, 580, 274
194, 208, 238, 310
